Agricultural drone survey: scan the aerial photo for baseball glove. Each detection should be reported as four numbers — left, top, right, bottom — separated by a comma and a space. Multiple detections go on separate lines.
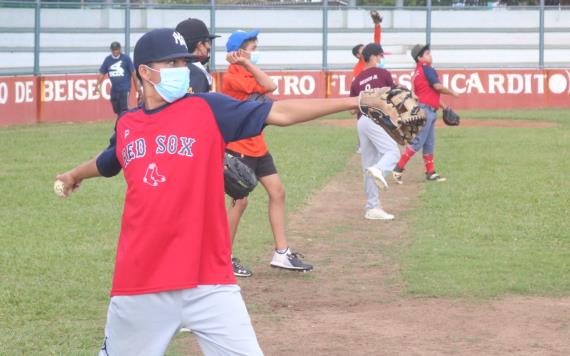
370, 10, 383, 24
359, 87, 427, 145
224, 153, 257, 200
442, 107, 460, 126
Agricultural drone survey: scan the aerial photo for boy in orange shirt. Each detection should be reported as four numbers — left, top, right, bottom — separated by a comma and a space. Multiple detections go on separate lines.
352, 10, 383, 78
223, 30, 313, 277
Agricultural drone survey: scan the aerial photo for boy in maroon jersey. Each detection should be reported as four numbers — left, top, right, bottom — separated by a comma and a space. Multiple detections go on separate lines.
55, 28, 362, 355
350, 43, 400, 220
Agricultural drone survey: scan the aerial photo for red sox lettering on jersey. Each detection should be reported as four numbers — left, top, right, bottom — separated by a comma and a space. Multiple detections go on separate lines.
121, 135, 196, 168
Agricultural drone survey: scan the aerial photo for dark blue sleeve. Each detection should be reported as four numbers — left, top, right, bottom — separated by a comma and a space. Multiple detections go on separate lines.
188, 65, 210, 94
96, 132, 122, 177
194, 93, 272, 142
126, 55, 135, 72
99, 56, 109, 74
423, 65, 440, 87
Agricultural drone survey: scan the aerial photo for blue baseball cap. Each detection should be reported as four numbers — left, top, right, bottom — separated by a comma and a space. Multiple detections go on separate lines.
225, 30, 260, 52
134, 28, 192, 71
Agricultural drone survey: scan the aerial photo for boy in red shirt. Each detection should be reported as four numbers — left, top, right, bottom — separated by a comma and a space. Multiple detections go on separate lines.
55, 28, 361, 355
222, 30, 313, 277
393, 44, 459, 183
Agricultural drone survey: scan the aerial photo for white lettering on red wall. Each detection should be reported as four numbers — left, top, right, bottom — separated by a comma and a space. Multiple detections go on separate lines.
1, 69, 570, 125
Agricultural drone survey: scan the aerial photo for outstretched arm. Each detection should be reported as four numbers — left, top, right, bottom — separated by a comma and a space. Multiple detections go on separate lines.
266, 97, 358, 126
433, 83, 459, 97
55, 158, 101, 197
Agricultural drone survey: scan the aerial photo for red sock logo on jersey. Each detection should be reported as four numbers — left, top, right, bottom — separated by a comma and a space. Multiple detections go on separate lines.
143, 163, 166, 187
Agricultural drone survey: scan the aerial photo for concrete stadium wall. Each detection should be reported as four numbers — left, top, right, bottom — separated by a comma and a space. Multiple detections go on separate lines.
2, 7, 570, 29
0, 7, 569, 73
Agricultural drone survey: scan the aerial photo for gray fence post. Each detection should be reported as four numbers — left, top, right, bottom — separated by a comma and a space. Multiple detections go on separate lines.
125, 0, 131, 57
426, 0, 432, 45
322, 0, 328, 71
210, 0, 216, 70
539, 0, 545, 69
33, 0, 41, 75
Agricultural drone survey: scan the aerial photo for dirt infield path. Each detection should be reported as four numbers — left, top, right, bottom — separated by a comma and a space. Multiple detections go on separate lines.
178, 154, 569, 355
235, 156, 570, 356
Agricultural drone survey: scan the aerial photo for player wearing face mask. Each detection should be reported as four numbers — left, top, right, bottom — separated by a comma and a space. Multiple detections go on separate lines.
175, 18, 220, 93
55, 27, 371, 355
350, 43, 400, 221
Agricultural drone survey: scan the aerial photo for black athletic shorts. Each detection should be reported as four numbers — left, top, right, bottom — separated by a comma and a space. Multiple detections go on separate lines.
110, 91, 129, 115
226, 149, 277, 178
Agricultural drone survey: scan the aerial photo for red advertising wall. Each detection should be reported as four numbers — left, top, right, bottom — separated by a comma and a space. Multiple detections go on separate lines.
0, 76, 38, 125
0, 74, 136, 126
325, 69, 570, 109
2, 69, 570, 126
38, 74, 116, 123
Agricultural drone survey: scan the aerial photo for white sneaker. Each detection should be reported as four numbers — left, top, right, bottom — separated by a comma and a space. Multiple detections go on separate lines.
270, 248, 313, 271
366, 167, 389, 190
365, 208, 395, 220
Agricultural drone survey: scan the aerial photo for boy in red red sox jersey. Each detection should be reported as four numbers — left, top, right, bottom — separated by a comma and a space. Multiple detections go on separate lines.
55, 28, 361, 356
392, 44, 460, 183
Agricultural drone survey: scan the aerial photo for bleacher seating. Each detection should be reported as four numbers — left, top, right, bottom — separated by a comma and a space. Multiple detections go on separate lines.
0, 6, 568, 75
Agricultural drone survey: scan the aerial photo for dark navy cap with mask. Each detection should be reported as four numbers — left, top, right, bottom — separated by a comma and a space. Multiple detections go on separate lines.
134, 28, 193, 72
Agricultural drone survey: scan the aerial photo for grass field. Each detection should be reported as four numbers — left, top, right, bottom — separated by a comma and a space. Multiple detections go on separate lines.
1, 109, 569, 353
403, 109, 570, 297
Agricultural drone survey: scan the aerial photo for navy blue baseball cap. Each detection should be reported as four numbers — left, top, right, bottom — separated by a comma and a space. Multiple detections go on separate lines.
225, 30, 260, 52
134, 28, 192, 70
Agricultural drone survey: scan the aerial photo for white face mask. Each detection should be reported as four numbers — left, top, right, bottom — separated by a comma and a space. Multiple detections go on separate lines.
145, 66, 190, 103
376, 57, 386, 69
249, 51, 260, 64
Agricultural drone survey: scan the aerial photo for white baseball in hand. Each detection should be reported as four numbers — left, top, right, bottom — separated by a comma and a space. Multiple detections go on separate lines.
53, 179, 66, 197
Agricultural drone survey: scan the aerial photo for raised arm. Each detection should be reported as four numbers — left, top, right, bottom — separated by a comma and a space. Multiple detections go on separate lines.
371, 10, 382, 44
374, 23, 381, 44
228, 51, 277, 93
